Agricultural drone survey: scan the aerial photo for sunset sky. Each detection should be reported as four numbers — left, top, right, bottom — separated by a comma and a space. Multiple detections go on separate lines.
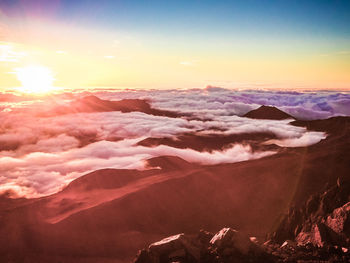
0, 0, 349, 91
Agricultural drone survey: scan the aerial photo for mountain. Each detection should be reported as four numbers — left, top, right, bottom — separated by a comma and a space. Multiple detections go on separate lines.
243, 105, 294, 120
40, 95, 182, 118
138, 132, 278, 152
0, 116, 349, 262
133, 116, 350, 263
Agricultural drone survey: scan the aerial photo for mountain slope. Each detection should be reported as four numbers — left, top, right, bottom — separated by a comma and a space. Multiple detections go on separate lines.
0, 116, 349, 262
243, 105, 294, 120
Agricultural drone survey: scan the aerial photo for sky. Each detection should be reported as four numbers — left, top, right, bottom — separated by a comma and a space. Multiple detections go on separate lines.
0, 0, 349, 91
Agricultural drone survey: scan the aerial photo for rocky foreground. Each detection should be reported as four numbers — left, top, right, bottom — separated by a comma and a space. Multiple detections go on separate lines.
134, 184, 350, 262
134, 114, 350, 263
134, 226, 350, 263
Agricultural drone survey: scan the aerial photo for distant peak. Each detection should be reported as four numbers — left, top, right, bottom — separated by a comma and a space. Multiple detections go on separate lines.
80, 95, 103, 102
244, 105, 294, 120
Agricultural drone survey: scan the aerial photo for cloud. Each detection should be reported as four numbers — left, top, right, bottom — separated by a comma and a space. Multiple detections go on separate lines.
0, 43, 26, 62
121, 88, 350, 120
264, 131, 326, 147
2, 87, 344, 198
0, 138, 275, 198
179, 60, 197, 67
0, 106, 318, 155
328, 98, 350, 115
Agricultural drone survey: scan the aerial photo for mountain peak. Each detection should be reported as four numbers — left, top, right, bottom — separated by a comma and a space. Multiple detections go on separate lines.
79, 95, 103, 103
244, 105, 294, 120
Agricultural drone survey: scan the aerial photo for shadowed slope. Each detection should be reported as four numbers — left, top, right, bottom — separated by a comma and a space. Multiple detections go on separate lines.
138, 132, 278, 152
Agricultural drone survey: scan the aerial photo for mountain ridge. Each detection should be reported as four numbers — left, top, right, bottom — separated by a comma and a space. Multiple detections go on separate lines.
38, 95, 183, 118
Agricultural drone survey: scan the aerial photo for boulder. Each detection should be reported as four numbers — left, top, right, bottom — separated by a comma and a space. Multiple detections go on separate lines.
296, 223, 330, 247
280, 240, 296, 249
294, 202, 350, 248
134, 233, 201, 263
208, 227, 274, 262
209, 228, 252, 255
133, 228, 272, 263
326, 202, 350, 235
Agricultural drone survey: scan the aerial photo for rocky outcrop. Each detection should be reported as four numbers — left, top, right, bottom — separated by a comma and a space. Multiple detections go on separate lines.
294, 201, 350, 248
326, 202, 350, 236
262, 239, 349, 262
133, 228, 272, 263
271, 180, 350, 245
295, 223, 335, 247
134, 230, 212, 263
134, 182, 350, 263
134, 227, 350, 263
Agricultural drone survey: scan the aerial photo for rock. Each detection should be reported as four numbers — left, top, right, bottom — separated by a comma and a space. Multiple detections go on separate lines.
134, 249, 153, 263
269, 206, 305, 243
134, 233, 203, 263
325, 202, 350, 235
149, 234, 186, 253
249, 237, 258, 244
272, 181, 350, 247
168, 248, 186, 259
280, 240, 296, 249
209, 227, 252, 255
134, 180, 350, 262
294, 202, 350, 248
134, 229, 273, 263
208, 228, 274, 262
149, 233, 200, 262
296, 223, 330, 247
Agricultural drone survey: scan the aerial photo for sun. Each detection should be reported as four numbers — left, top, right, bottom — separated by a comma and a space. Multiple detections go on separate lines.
15, 65, 56, 94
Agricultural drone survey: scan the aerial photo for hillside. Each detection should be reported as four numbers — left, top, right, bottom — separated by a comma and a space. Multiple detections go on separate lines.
0, 115, 349, 262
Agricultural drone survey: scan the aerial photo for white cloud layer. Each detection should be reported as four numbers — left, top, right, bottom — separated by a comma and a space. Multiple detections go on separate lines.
0, 87, 337, 197
86, 87, 350, 120
263, 131, 327, 147
0, 139, 275, 197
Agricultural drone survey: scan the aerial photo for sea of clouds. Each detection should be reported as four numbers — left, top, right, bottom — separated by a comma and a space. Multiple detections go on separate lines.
1, 87, 348, 197
91, 86, 350, 120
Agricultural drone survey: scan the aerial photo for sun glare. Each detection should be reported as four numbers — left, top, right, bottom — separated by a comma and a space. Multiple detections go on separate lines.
15, 65, 56, 94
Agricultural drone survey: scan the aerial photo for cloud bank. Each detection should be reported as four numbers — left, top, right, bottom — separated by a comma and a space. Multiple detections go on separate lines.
0, 139, 275, 197
81, 87, 350, 121
0, 87, 339, 197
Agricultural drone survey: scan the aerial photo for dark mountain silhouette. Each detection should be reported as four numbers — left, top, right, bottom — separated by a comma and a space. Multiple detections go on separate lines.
40, 95, 183, 118
0, 116, 349, 262
243, 105, 294, 120
138, 132, 278, 152
292, 116, 350, 135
